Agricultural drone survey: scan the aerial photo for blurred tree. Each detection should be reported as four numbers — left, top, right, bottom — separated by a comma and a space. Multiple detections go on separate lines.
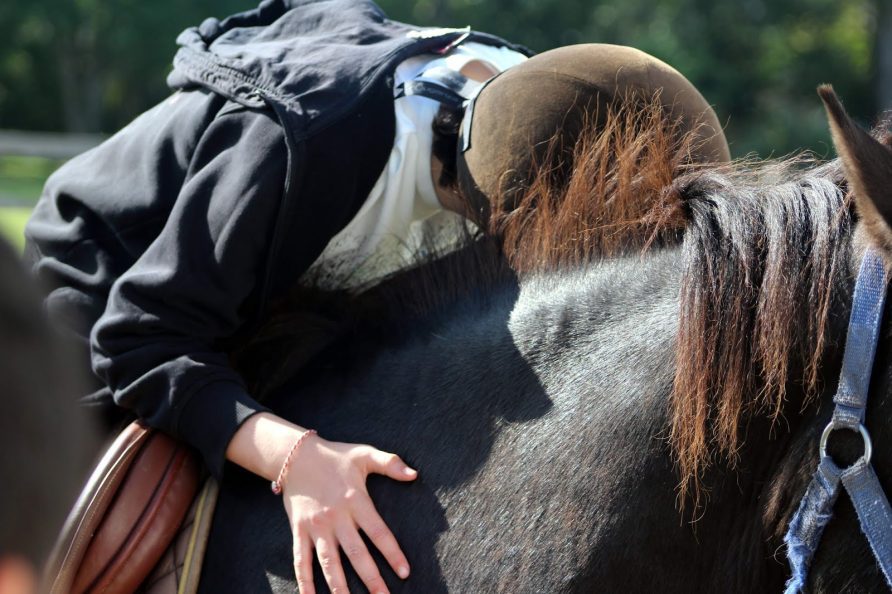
875, 0, 892, 112
0, 0, 879, 156
0, 0, 247, 132
378, 0, 877, 157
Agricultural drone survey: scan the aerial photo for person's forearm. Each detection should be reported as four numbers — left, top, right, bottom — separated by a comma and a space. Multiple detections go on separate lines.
226, 412, 308, 481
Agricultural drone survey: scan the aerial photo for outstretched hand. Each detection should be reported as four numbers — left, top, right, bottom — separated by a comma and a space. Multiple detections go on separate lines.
283, 437, 417, 594
226, 412, 417, 594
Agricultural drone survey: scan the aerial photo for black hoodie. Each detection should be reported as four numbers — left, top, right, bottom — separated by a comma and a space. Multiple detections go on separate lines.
24, 0, 528, 476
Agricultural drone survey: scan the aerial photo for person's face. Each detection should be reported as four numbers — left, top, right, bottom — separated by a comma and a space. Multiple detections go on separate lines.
430, 58, 499, 222
0, 557, 36, 594
430, 154, 471, 219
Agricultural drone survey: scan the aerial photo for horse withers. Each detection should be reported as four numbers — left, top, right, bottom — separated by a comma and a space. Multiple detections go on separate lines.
197, 90, 892, 593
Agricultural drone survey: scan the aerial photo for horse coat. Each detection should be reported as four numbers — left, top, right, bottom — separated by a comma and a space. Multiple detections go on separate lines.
197, 92, 892, 592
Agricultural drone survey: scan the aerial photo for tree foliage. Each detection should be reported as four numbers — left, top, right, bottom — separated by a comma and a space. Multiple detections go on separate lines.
0, 0, 247, 132
0, 0, 880, 156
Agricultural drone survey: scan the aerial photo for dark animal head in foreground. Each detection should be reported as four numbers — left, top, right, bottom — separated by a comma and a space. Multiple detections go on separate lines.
0, 238, 95, 568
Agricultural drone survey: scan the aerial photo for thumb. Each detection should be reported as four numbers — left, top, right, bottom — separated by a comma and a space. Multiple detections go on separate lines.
365, 449, 418, 482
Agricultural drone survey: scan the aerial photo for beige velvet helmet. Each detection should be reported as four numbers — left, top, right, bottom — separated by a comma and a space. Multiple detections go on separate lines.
455, 43, 730, 219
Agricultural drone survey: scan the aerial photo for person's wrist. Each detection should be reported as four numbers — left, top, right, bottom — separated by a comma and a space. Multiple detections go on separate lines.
226, 412, 311, 482
271, 429, 317, 494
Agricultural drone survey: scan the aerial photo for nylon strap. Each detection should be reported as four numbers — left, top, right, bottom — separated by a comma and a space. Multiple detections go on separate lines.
395, 64, 476, 110
784, 458, 843, 594
832, 249, 888, 429
784, 249, 890, 593
395, 79, 466, 109
840, 460, 892, 586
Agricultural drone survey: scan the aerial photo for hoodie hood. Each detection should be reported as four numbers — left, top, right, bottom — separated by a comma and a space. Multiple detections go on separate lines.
168, 0, 530, 135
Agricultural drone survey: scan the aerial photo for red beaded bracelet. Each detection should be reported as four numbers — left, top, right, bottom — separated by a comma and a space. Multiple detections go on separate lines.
271, 429, 317, 495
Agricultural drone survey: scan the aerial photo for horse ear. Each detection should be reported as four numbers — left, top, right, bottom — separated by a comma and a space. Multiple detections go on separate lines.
819, 84, 892, 252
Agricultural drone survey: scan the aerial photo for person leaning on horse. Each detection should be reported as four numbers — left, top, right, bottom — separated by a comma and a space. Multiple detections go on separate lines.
23, 1, 729, 592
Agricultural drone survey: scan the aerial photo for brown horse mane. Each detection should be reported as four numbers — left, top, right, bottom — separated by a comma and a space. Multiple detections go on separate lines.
238, 95, 865, 512
668, 156, 852, 509
490, 95, 700, 270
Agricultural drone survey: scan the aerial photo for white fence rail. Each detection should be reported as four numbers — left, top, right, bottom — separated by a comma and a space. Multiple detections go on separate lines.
0, 130, 104, 160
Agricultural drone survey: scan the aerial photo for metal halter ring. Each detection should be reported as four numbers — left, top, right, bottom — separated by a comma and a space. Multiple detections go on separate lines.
819, 421, 873, 467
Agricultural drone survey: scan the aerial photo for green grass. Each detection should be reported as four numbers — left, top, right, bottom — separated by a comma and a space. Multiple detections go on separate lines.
0, 155, 59, 251
0, 177, 46, 203
0, 207, 32, 250
0, 154, 60, 179
0, 155, 60, 206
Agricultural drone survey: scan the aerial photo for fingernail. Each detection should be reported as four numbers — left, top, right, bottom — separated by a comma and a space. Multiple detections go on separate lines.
403, 467, 417, 477
398, 565, 410, 579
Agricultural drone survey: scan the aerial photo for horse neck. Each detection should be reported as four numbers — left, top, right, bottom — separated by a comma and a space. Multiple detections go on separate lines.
528, 239, 860, 589
509, 248, 802, 589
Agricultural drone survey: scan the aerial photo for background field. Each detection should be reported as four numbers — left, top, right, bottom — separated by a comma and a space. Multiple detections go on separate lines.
0, 156, 60, 249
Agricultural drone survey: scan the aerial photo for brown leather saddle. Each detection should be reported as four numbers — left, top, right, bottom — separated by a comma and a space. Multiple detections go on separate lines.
45, 422, 206, 594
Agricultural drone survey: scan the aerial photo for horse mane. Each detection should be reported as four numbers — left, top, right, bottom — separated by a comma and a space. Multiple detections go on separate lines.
668, 157, 853, 508
490, 94, 702, 271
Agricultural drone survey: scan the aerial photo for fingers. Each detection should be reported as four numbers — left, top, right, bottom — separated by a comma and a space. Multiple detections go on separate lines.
335, 522, 389, 594
315, 534, 349, 594
293, 529, 315, 594
364, 449, 418, 482
284, 441, 417, 594
353, 497, 411, 580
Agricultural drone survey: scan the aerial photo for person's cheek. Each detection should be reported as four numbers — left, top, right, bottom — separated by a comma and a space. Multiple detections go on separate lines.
0, 556, 36, 594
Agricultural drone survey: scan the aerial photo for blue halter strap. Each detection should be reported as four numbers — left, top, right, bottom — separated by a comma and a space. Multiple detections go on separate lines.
784, 248, 891, 593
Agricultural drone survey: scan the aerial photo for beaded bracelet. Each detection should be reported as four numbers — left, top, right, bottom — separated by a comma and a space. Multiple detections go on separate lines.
271, 429, 317, 495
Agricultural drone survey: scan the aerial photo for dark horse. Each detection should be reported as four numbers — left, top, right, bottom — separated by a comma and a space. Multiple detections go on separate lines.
198, 91, 892, 593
